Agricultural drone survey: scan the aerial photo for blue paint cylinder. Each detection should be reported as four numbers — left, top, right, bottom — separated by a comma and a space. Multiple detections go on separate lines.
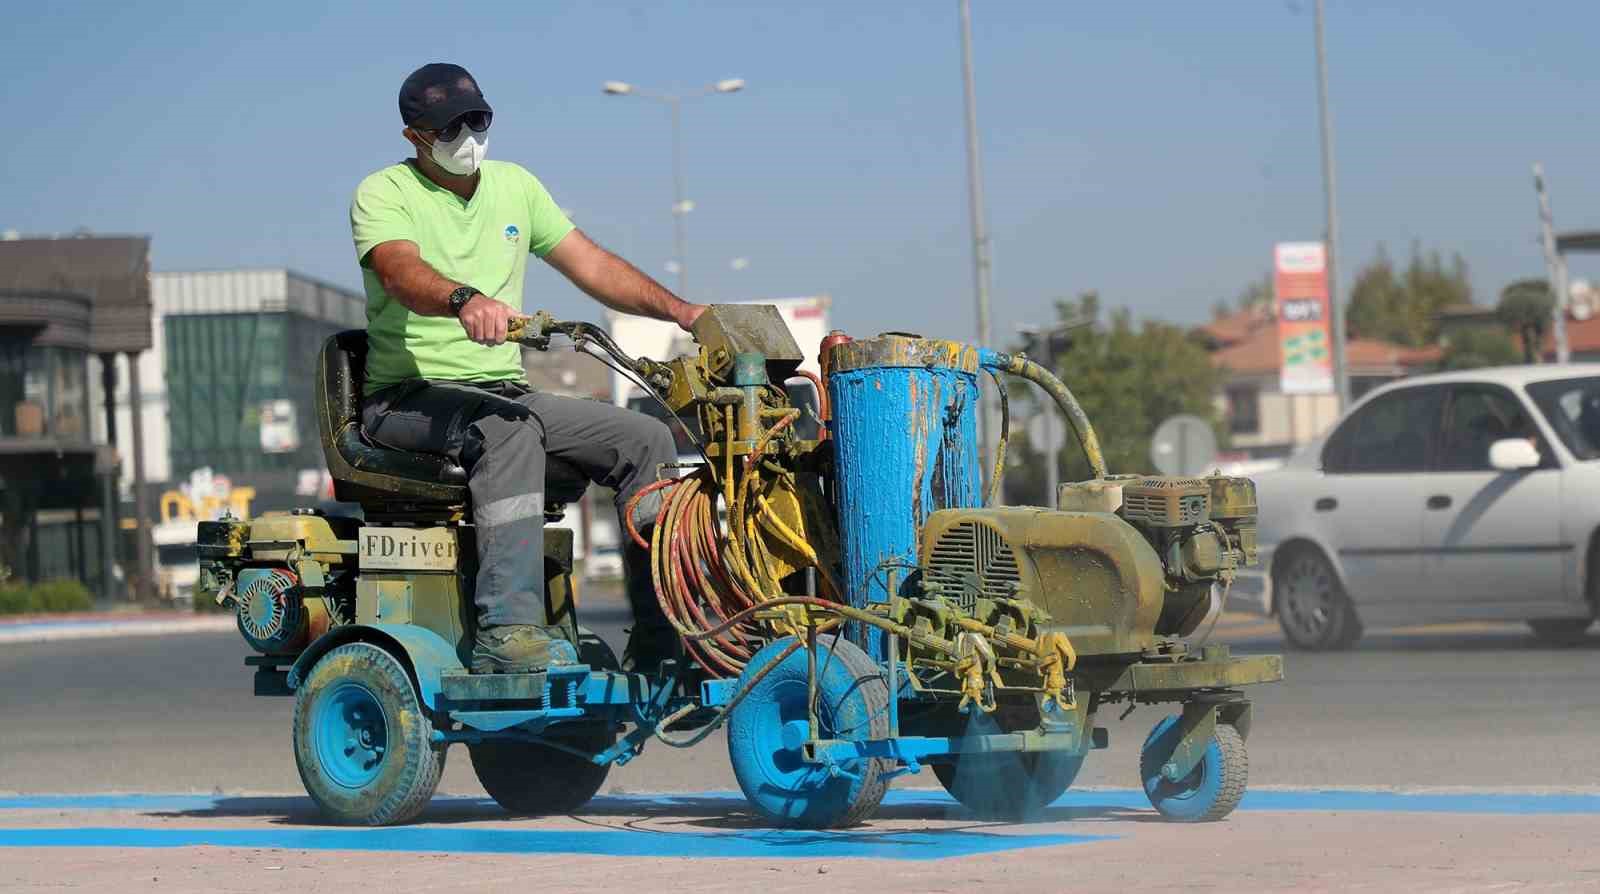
826, 335, 984, 660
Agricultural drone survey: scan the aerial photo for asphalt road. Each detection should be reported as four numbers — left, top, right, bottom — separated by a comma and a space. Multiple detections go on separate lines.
2, 600, 1597, 796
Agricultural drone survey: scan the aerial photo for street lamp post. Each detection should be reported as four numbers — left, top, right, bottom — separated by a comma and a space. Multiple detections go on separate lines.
958, 0, 998, 489
603, 78, 744, 300
1313, 0, 1350, 411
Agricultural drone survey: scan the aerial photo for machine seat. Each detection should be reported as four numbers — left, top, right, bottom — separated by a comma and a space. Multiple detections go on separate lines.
317, 330, 589, 509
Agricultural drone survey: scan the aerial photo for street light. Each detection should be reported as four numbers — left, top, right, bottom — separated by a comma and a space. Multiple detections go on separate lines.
602, 77, 745, 298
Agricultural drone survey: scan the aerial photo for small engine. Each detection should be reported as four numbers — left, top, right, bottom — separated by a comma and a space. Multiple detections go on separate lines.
197, 511, 357, 660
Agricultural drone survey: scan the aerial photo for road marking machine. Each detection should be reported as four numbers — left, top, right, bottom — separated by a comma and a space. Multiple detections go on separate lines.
200, 305, 1282, 827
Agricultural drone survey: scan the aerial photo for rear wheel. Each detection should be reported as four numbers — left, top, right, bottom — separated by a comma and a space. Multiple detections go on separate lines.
468, 726, 614, 815
1275, 546, 1362, 650
927, 701, 1086, 821
933, 747, 1083, 821
469, 624, 621, 815
292, 642, 445, 826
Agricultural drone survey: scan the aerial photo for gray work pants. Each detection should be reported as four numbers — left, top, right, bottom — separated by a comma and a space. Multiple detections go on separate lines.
361, 380, 676, 633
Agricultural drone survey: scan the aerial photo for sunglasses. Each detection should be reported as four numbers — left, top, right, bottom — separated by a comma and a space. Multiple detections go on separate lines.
426, 110, 492, 142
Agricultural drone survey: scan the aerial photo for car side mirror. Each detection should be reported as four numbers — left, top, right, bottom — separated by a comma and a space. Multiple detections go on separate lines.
1488, 438, 1541, 471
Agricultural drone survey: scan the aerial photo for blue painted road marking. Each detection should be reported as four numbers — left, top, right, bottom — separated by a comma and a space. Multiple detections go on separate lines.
0, 826, 1102, 861
0, 788, 1594, 859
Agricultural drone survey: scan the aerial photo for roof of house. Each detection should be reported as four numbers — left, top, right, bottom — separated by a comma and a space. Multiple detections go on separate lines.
1203, 306, 1441, 375
0, 235, 153, 352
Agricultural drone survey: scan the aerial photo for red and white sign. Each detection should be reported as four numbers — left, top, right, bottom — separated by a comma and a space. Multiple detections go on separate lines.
1274, 242, 1334, 395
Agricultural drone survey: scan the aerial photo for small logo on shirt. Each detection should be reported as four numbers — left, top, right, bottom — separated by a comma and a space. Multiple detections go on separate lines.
503, 224, 521, 244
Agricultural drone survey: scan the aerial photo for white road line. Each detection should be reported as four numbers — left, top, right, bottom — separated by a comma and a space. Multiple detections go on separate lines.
0, 616, 235, 645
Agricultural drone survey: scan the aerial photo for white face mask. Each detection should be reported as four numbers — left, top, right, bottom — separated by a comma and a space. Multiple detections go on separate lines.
424, 128, 487, 176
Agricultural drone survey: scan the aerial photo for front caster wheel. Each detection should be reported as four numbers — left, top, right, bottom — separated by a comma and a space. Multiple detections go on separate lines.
1138, 714, 1247, 822
292, 642, 446, 825
726, 634, 890, 829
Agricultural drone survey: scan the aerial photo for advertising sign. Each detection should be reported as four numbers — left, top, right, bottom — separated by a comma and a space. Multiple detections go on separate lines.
1274, 242, 1334, 395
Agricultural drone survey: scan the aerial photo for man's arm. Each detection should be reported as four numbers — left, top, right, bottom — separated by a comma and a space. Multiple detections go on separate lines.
366, 240, 518, 344
543, 229, 705, 331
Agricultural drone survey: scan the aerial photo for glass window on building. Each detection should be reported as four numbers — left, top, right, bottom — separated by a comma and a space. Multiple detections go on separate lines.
1226, 384, 1260, 435
0, 337, 90, 440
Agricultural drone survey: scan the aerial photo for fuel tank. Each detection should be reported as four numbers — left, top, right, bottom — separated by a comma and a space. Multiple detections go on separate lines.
826, 334, 985, 659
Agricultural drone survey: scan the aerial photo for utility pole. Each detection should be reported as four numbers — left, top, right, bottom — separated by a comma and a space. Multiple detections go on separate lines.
1314, 0, 1350, 411
1534, 162, 1571, 364
959, 0, 998, 484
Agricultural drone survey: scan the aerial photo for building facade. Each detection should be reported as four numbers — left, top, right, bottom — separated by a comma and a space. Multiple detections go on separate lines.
0, 235, 154, 593
1201, 306, 1441, 460
120, 270, 366, 519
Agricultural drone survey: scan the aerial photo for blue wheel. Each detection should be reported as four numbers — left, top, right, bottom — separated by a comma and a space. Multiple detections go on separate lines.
726, 635, 891, 828
293, 642, 445, 825
1139, 714, 1248, 822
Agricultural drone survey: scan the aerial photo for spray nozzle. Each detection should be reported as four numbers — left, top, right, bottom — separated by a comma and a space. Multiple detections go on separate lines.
955, 632, 1001, 714
1037, 631, 1078, 712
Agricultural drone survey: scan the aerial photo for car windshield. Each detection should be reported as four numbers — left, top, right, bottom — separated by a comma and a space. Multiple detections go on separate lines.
1525, 376, 1600, 461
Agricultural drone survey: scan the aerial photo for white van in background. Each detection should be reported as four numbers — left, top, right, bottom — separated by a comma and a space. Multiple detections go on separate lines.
151, 519, 199, 603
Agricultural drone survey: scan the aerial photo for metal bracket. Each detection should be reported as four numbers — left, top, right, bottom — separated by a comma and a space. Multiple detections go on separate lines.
1162, 701, 1218, 782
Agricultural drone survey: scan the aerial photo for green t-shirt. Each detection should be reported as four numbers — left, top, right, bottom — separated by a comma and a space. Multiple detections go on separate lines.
349, 159, 575, 394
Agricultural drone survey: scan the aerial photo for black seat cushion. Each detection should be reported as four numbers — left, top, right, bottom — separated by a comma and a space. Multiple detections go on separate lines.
319, 330, 589, 506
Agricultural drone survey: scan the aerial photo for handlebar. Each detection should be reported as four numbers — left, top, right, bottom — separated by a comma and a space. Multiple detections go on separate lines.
505, 311, 559, 347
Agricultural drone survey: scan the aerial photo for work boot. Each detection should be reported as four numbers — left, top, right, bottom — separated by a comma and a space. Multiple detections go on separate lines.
471, 624, 579, 674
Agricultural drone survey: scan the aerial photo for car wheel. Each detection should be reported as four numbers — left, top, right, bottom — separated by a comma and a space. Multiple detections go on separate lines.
1527, 617, 1593, 646
1274, 546, 1362, 651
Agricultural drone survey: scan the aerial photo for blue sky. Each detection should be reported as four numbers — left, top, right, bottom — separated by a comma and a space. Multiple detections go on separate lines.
5, 1, 1599, 344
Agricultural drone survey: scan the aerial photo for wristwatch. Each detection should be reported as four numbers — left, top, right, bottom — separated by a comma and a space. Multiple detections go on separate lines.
447, 286, 478, 316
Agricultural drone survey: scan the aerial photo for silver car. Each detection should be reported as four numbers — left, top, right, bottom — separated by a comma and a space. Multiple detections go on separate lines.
1235, 365, 1600, 649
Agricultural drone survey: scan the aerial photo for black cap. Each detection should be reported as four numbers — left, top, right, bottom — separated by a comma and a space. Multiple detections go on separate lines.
398, 63, 492, 130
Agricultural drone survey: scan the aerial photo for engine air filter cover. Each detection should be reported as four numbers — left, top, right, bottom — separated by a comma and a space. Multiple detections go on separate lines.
1121, 477, 1211, 528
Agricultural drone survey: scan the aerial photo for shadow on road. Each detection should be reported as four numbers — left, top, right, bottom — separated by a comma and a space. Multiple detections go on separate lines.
144, 793, 1146, 829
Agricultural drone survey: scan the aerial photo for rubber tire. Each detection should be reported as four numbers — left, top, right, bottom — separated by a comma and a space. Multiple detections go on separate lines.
468, 725, 615, 815
1139, 715, 1247, 823
932, 745, 1084, 821
920, 698, 1086, 821
727, 634, 891, 829
293, 642, 445, 826
467, 627, 618, 816
1274, 545, 1363, 651
1527, 617, 1594, 645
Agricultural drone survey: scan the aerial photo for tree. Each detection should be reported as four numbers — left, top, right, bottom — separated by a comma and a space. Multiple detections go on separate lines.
1346, 244, 1473, 346
1496, 278, 1555, 363
1438, 328, 1520, 371
1003, 292, 1225, 503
